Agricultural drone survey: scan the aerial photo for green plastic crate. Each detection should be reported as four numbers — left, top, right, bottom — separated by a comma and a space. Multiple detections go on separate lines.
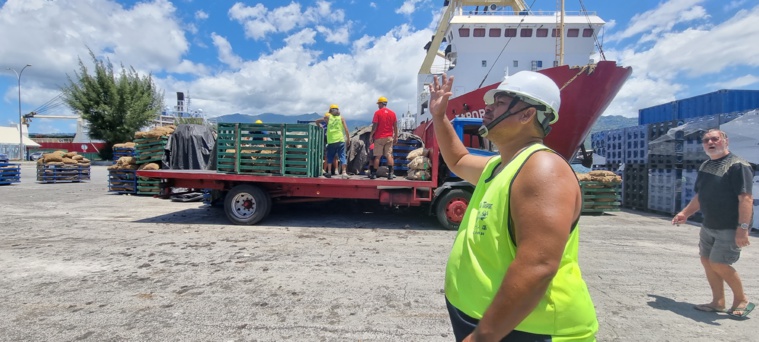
216, 123, 324, 177
580, 181, 621, 214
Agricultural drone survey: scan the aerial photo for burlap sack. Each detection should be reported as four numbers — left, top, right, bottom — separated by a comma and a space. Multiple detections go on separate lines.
134, 131, 147, 139
406, 169, 431, 180
72, 155, 84, 161
43, 153, 63, 163
138, 163, 160, 171
107, 164, 119, 170
123, 142, 136, 148
62, 158, 78, 164
64, 152, 78, 158
576, 174, 592, 182
589, 170, 616, 177
408, 156, 431, 170
406, 147, 428, 160
80, 158, 90, 164
117, 156, 136, 166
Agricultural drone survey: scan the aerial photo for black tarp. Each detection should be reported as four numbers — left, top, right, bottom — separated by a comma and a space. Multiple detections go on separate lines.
163, 124, 217, 170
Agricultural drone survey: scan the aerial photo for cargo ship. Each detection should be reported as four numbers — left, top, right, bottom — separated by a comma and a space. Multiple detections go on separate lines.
415, 0, 632, 159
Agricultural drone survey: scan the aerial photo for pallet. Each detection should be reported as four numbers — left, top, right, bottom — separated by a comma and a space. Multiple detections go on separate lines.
580, 181, 621, 214
216, 123, 324, 177
36, 164, 91, 183
0, 163, 21, 185
108, 169, 137, 194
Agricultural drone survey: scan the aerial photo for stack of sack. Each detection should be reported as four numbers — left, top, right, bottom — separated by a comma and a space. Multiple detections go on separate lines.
406, 147, 431, 180
576, 170, 622, 186
37, 151, 91, 168
134, 125, 175, 139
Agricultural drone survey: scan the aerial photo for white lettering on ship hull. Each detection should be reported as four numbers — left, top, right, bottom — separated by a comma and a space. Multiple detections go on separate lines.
455, 109, 485, 118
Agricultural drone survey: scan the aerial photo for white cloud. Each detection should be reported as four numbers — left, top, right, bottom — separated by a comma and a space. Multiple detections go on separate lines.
176, 24, 431, 120
601, 3, 759, 118
211, 33, 243, 69
607, 0, 708, 44
316, 24, 352, 44
229, 1, 347, 42
396, 0, 426, 16
707, 74, 759, 89
195, 10, 208, 20
724, 0, 747, 12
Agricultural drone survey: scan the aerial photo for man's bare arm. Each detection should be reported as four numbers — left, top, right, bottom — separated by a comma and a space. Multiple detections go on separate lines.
429, 74, 490, 185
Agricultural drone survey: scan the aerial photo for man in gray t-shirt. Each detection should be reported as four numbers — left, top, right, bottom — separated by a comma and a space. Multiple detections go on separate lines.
673, 129, 754, 318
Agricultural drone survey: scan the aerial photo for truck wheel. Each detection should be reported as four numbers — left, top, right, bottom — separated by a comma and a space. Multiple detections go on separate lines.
224, 184, 271, 225
435, 189, 471, 230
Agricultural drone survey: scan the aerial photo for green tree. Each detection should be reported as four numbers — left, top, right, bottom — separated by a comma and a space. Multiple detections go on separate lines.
61, 49, 163, 160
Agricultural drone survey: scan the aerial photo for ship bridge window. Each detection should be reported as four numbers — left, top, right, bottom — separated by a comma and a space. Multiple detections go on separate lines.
583, 28, 594, 37
567, 28, 579, 37
536, 28, 548, 37
520, 28, 532, 37
473, 28, 486, 37
505, 28, 517, 37
531, 60, 543, 71
459, 28, 470, 37
489, 28, 501, 37
552, 28, 559, 37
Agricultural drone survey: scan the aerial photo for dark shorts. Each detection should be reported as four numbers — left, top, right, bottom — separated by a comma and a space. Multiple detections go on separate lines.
445, 297, 551, 342
699, 226, 741, 265
326, 142, 346, 164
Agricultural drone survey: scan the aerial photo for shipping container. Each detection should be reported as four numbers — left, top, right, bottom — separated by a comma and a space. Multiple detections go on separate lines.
639, 90, 759, 125
639, 102, 677, 125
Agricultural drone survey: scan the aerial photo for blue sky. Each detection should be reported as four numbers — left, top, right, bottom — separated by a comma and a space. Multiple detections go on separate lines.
1, 0, 758, 134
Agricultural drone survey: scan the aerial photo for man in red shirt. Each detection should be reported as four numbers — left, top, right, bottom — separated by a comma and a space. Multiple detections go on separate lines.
369, 96, 398, 179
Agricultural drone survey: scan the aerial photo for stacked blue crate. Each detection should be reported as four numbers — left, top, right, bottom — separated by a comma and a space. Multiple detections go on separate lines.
604, 128, 625, 165
647, 168, 682, 214
680, 167, 703, 222
624, 126, 648, 164
113, 147, 136, 163
379, 139, 422, 176
0, 163, 21, 185
590, 131, 607, 159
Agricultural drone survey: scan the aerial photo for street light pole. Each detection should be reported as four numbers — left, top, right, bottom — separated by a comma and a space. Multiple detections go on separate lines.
8, 64, 32, 161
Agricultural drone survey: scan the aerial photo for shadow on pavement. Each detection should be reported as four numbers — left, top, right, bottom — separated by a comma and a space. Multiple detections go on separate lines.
647, 294, 744, 325
133, 200, 442, 231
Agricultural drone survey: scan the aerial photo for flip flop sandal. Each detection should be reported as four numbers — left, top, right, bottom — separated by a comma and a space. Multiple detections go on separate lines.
728, 302, 756, 318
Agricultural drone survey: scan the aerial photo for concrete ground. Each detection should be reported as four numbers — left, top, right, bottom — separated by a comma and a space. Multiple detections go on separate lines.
0, 163, 757, 341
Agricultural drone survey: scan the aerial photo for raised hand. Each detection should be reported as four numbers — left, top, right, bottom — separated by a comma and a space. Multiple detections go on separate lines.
428, 74, 454, 119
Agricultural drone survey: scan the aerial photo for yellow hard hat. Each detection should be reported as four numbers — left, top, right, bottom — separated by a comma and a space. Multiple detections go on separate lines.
377, 96, 388, 104
329, 104, 339, 109
255, 119, 263, 124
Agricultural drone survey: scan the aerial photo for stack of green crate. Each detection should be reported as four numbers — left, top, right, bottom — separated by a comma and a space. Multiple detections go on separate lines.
580, 181, 621, 214
134, 136, 167, 195
216, 123, 324, 177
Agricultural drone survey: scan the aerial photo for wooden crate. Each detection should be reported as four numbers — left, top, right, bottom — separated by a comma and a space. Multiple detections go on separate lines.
216, 123, 324, 177
580, 181, 621, 214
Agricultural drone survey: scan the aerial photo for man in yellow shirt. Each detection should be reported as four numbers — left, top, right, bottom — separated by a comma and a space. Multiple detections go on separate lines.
316, 104, 350, 178
429, 72, 597, 341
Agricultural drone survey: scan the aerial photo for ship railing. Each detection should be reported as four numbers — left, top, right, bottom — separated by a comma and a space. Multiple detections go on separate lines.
461, 9, 596, 17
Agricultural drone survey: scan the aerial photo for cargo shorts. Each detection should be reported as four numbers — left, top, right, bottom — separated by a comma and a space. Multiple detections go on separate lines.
699, 226, 741, 265
373, 137, 393, 159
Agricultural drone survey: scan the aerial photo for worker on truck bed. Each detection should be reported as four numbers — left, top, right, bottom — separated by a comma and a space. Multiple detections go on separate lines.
369, 96, 398, 180
316, 104, 350, 178
429, 71, 598, 341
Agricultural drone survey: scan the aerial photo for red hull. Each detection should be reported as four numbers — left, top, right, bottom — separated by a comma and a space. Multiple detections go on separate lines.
426, 61, 632, 159
35, 142, 106, 154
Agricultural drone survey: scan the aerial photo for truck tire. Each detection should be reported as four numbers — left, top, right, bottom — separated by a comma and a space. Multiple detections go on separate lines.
224, 184, 271, 225
435, 188, 471, 230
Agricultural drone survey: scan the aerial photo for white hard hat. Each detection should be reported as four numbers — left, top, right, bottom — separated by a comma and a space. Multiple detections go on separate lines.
483, 71, 561, 125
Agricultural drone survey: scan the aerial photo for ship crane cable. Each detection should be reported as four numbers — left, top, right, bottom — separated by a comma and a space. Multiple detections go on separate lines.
578, 0, 606, 61
476, 0, 540, 88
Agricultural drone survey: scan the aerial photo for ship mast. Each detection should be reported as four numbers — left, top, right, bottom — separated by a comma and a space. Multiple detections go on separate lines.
555, 0, 565, 66
418, 0, 528, 75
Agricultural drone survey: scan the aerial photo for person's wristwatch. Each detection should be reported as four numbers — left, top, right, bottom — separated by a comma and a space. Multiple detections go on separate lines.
739, 223, 750, 230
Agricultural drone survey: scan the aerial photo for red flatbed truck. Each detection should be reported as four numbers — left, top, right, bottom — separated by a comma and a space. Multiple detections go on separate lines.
136, 118, 496, 229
